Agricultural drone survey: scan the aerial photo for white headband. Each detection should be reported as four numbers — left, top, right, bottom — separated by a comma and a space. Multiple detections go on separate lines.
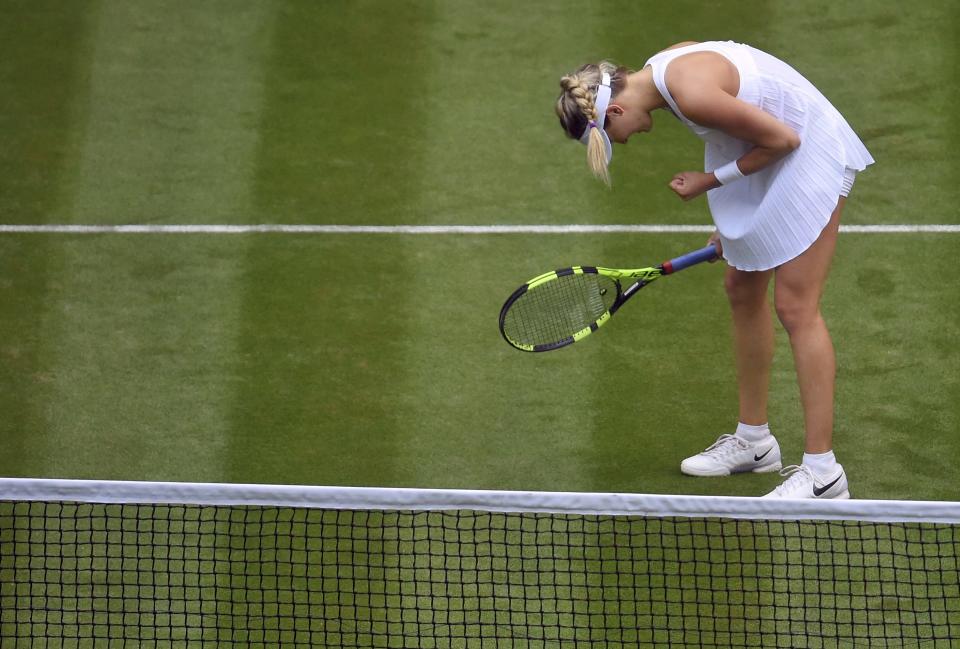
578, 72, 613, 163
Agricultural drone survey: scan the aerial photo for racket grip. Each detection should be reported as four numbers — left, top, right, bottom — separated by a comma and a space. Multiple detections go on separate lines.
662, 244, 719, 274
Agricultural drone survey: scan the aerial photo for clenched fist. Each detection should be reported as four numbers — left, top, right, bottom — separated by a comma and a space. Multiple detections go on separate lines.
669, 171, 719, 201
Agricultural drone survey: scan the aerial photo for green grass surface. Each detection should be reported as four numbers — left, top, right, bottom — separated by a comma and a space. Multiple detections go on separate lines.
1, 3, 959, 646
0, 0, 958, 502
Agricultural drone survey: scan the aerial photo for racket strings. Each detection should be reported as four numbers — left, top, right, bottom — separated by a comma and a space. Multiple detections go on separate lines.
503, 272, 618, 347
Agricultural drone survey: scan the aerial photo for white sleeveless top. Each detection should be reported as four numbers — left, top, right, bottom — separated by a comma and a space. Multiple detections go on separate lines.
644, 42, 874, 270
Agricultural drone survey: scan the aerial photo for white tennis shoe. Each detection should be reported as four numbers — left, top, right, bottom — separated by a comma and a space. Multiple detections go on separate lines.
763, 464, 850, 499
680, 434, 782, 477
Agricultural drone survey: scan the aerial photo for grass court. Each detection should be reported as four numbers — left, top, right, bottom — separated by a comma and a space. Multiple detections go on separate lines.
1, 1, 958, 499
1, 2, 960, 647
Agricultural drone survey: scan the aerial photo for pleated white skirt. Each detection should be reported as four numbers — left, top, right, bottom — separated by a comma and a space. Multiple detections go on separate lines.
646, 42, 875, 271
705, 44, 874, 270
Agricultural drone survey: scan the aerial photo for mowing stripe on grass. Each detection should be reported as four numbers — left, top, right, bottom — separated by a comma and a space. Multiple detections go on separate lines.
2, 224, 958, 234
225, 1, 441, 487
65, 1, 274, 223
385, 0, 623, 492
33, 1, 274, 480
0, 1, 96, 478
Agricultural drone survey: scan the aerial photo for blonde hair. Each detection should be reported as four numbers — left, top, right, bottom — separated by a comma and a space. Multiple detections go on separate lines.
555, 61, 627, 186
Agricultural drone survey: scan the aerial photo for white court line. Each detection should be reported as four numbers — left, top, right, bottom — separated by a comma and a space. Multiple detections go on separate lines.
0, 224, 958, 234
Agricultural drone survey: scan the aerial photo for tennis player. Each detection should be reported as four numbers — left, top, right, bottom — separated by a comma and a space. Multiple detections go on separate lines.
555, 41, 873, 498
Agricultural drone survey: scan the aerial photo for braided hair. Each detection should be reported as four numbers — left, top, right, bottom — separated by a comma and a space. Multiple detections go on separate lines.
555, 61, 627, 185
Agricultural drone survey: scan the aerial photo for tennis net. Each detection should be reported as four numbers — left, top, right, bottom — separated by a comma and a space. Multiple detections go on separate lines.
1, 478, 958, 648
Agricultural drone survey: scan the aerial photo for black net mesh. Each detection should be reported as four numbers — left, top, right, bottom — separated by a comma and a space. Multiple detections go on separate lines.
2, 501, 958, 648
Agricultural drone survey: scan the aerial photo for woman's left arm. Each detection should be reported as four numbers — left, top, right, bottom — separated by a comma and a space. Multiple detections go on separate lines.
668, 69, 800, 200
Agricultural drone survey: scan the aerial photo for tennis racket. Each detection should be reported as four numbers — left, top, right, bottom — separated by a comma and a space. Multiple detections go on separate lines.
499, 244, 718, 352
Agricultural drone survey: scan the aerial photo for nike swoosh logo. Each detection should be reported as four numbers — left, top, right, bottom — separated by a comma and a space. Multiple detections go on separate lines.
754, 449, 772, 462
813, 475, 843, 497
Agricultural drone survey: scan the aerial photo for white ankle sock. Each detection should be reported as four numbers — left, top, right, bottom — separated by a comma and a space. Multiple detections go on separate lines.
735, 422, 771, 442
802, 450, 839, 477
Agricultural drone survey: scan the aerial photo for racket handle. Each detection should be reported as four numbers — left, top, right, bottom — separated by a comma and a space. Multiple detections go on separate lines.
661, 244, 719, 274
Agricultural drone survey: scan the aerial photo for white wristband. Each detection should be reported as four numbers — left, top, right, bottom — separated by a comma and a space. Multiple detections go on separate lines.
713, 160, 745, 185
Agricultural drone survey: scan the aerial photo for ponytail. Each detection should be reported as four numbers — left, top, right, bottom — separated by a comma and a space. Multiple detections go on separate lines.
555, 62, 622, 186
585, 121, 611, 186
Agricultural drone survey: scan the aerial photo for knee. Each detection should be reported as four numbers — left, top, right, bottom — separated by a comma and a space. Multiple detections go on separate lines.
774, 295, 820, 335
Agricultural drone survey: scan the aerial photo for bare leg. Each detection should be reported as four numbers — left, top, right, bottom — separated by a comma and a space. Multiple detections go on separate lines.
773, 199, 845, 453
724, 266, 774, 426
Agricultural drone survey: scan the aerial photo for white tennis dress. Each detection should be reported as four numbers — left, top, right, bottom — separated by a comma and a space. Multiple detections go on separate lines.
644, 41, 874, 271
